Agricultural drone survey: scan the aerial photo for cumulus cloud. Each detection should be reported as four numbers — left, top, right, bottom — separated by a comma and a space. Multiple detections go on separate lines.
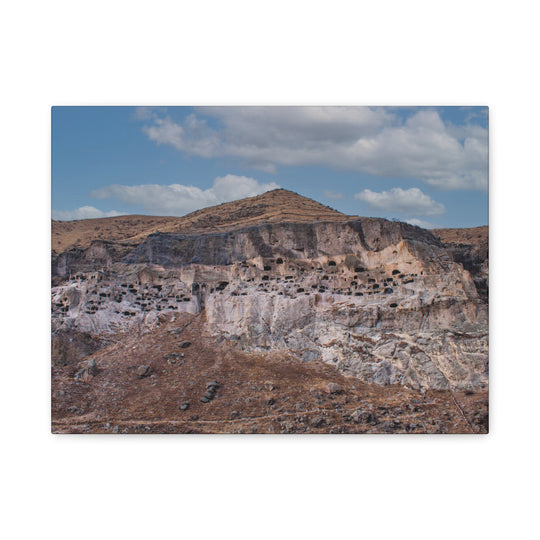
405, 218, 436, 229
354, 187, 446, 217
324, 189, 344, 200
132, 106, 168, 121
91, 174, 280, 216
136, 107, 488, 190
52, 206, 124, 221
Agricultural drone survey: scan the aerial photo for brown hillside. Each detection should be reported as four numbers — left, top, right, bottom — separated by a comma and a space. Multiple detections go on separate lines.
432, 226, 488, 248
52, 189, 351, 253
52, 311, 487, 434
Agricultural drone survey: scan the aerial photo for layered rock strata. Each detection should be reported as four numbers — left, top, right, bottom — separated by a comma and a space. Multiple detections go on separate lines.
52, 218, 488, 391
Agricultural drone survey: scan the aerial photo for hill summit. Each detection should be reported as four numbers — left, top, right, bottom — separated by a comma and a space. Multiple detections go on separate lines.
52, 189, 352, 253
181, 188, 350, 230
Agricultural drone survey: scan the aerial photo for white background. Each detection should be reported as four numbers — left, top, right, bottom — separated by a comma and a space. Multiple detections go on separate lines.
1, 1, 539, 538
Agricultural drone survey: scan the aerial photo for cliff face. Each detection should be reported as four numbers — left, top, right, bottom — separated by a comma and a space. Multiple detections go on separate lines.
123, 219, 442, 267
433, 227, 488, 303
52, 203, 488, 392
53, 219, 442, 276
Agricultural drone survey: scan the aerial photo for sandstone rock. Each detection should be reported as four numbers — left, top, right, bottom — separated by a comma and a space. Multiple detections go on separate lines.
325, 382, 342, 394
52, 330, 104, 367
201, 383, 218, 402
350, 410, 377, 424
135, 365, 152, 379
168, 327, 184, 335
164, 352, 181, 365
75, 358, 98, 381
281, 421, 295, 433
310, 416, 326, 428
379, 421, 397, 432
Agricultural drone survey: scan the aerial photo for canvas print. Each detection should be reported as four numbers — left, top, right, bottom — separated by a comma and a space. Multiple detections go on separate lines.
51, 106, 488, 434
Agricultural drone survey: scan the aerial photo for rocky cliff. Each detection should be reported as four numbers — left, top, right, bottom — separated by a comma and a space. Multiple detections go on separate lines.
52, 190, 488, 392
433, 226, 489, 303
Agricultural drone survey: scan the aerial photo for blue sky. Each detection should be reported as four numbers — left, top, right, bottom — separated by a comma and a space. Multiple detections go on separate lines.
52, 106, 488, 228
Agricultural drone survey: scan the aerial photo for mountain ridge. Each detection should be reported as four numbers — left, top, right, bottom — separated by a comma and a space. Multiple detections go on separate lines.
52, 189, 353, 253
52, 188, 488, 255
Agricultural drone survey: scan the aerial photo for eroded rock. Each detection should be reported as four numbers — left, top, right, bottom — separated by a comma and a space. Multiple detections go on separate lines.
75, 358, 97, 381
135, 365, 152, 379
325, 382, 342, 394
52, 208, 488, 393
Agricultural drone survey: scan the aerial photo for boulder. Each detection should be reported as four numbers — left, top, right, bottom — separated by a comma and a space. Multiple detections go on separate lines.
325, 382, 342, 394
164, 352, 181, 365
168, 327, 184, 335
75, 358, 98, 381
135, 365, 152, 379
310, 416, 326, 428
350, 410, 378, 424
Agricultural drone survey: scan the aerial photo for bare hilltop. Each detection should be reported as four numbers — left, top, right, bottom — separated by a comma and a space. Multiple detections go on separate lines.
52, 189, 351, 253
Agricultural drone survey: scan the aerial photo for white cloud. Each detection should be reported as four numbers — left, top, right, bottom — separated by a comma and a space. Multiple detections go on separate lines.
136, 107, 488, 190
405, 218, 436, 229
132, 106, 167, 121
91, 174, 280, 216
324, 189, 344, 200
354, 187, 446, 217
52, 206, 124, 221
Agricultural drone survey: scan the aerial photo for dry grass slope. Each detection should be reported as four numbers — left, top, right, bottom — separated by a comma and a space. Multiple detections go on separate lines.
432, 226, 488, 247
52, 189, 352, 253
52, 312, 488, 434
